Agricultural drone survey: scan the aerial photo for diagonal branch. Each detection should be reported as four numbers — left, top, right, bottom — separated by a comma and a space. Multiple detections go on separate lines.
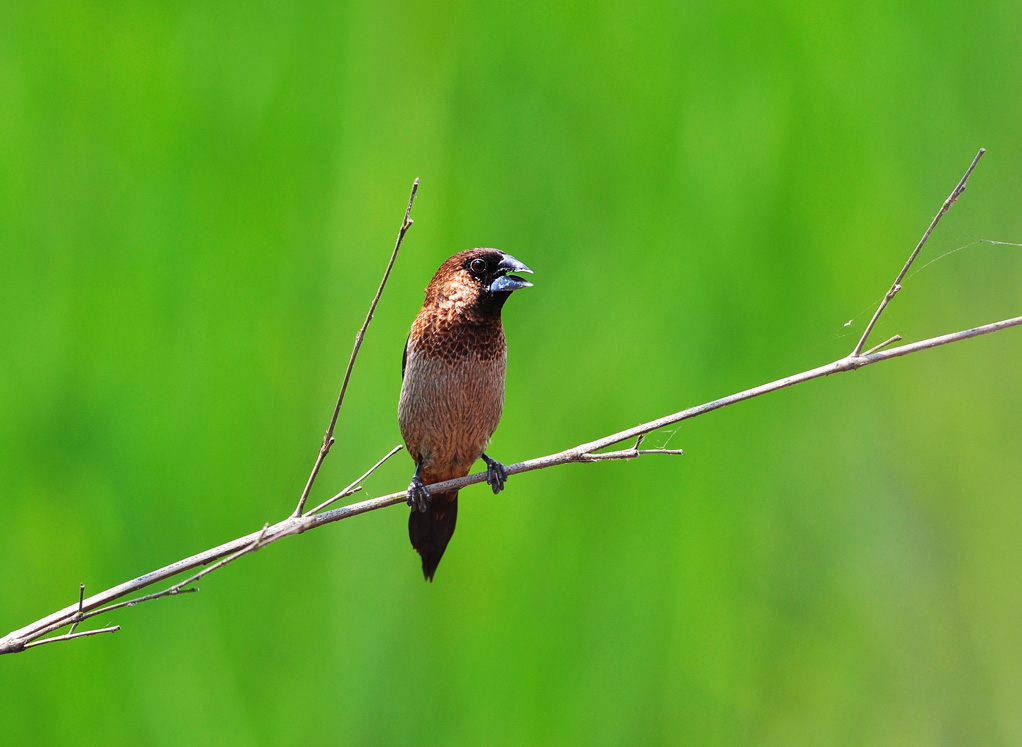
304, 312, 1022, 509
2, 150, 1017, 656
292, 179, 419, 517
851, 148, 985, 356
0, 443, 404, 653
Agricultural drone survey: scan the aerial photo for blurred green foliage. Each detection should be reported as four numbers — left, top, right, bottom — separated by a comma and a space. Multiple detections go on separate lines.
2, 0, 1022, 743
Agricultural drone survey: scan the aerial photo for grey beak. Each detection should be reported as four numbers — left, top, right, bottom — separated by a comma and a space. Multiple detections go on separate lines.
489, 253, 534, 293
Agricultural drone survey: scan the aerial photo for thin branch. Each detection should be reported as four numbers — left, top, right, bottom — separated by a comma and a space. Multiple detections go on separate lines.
28, 581, 126, 647
293, 179, 420, 517
313, 313, 1022, 506
0, 444, 408, 653
176, 523, 270, 591
580, 448, 686, 461
5, 312, 1018, 655
85, 587, 199, 619
305, 445, 403, 516
9, 526, 277, 647
851, 148, 985, 356
24, 626, 121, 649
3, 151, 1017, 656
68, 583, 85, 635
863, 334, 902, 356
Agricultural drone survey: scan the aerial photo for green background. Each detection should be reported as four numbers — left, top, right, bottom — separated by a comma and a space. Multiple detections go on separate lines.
3, 1, 1022, 744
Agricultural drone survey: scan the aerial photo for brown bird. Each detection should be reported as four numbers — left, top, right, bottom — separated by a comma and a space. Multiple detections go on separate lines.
398, 248, 533, 580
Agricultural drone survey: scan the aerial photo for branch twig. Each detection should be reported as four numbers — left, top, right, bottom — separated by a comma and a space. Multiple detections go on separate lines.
5, 310, 1017, 655
68, 583, 85, 635
292, 179, 419, 517
851, 148, 985, 356
23, 625, 121, 650
2, 150, 1015, 656
862, 335, 902, 356
305, 445, 403, 516
580, 448, 686, 461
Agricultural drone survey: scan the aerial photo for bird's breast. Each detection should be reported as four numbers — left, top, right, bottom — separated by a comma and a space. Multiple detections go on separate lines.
398, 345, 507, 481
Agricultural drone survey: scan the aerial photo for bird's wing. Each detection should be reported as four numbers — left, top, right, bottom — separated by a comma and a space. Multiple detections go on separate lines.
401, 333, 409, 380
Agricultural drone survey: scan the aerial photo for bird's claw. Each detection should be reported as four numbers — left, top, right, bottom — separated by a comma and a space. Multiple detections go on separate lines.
482, 455, 508, 495
407, 476, 431, 513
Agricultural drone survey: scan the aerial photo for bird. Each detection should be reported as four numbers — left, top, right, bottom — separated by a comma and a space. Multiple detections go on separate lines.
398, 248, 533, 581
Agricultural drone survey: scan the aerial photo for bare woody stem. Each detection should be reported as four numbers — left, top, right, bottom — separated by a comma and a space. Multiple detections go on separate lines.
851, 148, 985, 356
292, 179, 419, 517
302, 312, 1022, 507
23, 625, 121, 650
4, 310, 1018, 655
1, 149, 1014, 655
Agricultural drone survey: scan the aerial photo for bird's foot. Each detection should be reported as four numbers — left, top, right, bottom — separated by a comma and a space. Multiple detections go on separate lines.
481, 453, 508, 495
407, 475, 431, 513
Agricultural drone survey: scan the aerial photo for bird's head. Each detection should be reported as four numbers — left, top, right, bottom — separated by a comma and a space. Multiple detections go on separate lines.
425, 248, 533, 320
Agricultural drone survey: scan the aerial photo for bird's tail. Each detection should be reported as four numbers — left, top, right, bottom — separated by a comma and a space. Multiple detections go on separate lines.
408, 491, 458, 581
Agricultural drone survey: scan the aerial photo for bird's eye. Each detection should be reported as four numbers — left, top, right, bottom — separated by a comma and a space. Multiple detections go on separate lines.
469, 258, 487, 274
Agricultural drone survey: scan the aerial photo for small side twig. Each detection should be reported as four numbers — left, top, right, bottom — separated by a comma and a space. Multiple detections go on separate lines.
68, 583, 85, 635
167, 523, 272, 593
862, 334, 902, 356
65, 523, 275, 625
23, 625, 121, 650
851, 148, 985, 356
580, 448, 685, 461
305, 444, 403, 516
293, 179, 419, 517
86, 586, 200, 618
23, 582, 121, 649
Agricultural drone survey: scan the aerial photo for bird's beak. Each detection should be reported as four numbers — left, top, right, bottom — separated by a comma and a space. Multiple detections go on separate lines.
489, 253, 534, 293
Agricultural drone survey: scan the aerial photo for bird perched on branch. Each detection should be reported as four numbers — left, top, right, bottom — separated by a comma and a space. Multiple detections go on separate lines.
398, 248, 533, 580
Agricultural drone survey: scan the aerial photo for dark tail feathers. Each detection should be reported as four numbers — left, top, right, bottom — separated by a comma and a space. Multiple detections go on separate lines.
408, 491, 458, 581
